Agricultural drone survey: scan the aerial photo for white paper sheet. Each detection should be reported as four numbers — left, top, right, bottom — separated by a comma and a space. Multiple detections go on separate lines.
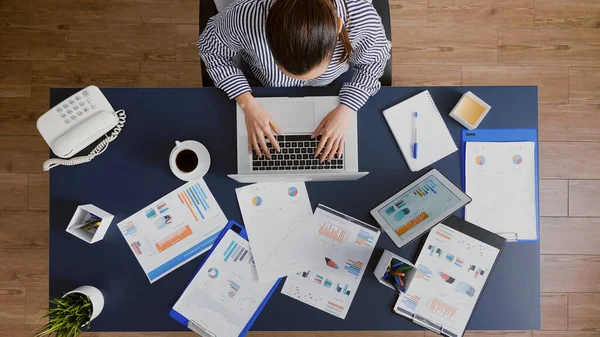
281, 204, 380, 319
235, 182, 322, 281
117, 178, 228, 283
394, 224, 500, 337
465, 142, 537, 240
172, 230, 276, 337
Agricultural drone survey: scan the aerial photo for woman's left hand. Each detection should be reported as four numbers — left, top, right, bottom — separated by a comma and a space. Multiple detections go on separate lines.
312, 104, 355, 162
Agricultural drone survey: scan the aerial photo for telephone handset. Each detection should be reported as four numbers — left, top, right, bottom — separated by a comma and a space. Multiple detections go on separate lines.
37, 86, 126, 171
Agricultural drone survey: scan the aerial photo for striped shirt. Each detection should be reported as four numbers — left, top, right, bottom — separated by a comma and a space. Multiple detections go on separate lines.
198, 0, 391, 111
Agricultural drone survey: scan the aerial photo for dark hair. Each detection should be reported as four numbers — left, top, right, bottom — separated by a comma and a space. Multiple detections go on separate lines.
265, 0, 352, 76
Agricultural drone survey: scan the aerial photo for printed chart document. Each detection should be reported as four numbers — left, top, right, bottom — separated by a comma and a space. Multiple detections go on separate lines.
394, 223, 500, 337
281, 205, 380, 319
172, 230, 277, 337
465, 142, 537, 240
236, 182, 322, 281
117, 178, 228, 283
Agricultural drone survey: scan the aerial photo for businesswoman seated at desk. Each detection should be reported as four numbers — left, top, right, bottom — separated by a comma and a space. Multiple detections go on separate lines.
198, 0, 391, 161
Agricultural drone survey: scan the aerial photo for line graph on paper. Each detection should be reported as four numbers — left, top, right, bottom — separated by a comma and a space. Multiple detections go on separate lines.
174, 273, 274, 336
253, 218, 311, 271
466, 180, 526, 223
181, 289, 244, 335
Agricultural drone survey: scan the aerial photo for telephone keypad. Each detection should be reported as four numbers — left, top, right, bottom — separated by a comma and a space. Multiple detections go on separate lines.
55, 95, 96, 124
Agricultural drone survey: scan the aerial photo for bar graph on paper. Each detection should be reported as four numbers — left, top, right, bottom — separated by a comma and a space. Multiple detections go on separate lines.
399, 293, 421, 311
344, 259, 363, 277
121, 221, 139, 237
415, 264, 433, 281
429, 298, 457, 320
227, 279, 240, 299
318, 222, 347, 243
177, 183, 211, 221
355, 229, 375, 246
223, 240, 255, 264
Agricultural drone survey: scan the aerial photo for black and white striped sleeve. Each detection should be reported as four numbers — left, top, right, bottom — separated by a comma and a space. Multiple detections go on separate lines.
197, 5, 251, 99
339, 4, 391, 112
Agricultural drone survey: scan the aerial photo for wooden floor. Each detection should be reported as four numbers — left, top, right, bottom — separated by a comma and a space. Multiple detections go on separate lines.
1, 0, 599, 336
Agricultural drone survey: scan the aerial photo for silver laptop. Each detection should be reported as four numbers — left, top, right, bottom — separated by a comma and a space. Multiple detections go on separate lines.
228, 96, 368, 183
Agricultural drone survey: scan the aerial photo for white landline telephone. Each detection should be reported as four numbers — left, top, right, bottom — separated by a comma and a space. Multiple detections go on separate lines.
37, 85, 126, 171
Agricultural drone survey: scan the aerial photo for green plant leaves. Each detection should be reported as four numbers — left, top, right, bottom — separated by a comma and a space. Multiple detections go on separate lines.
35, 293, 93, 337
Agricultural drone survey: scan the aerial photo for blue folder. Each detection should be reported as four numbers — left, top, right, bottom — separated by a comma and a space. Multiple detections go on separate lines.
169, 220, 282, 336
461, 129, 540, 242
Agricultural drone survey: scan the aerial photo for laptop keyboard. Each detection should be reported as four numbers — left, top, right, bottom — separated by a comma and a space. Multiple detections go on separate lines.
252, 135, 344, 171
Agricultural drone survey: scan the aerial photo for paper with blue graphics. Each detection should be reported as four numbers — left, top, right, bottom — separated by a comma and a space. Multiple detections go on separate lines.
117, 178, 228, 283
465, 142, 537, 240
281, 204, 380, 319
172, 230, 277, 337
236, 182, 323, 282
394, 223, 500, 337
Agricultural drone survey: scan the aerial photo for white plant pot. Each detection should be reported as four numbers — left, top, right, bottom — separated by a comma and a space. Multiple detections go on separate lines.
63, 286, 104, 321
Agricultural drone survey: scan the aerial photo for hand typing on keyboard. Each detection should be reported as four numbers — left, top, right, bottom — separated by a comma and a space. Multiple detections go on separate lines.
236, 93, 281, 158
251, 134, 345, 172
312, 104, 354, 162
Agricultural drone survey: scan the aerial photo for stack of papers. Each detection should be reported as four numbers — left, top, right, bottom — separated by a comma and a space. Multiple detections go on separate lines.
235, 182, 322, 281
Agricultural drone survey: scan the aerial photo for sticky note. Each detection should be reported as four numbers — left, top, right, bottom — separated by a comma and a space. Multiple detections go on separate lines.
456, 96, 486, 126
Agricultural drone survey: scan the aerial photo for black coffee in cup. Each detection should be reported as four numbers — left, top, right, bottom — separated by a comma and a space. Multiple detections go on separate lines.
175, 149, 199, 173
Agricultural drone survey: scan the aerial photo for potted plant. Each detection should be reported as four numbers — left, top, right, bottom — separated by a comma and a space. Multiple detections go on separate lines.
36, 286, 104, 337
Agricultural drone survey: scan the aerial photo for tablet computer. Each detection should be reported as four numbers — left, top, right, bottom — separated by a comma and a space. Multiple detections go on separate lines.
370, 169, 471, 248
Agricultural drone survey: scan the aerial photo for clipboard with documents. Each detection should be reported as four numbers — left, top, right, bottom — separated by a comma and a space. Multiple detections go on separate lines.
393, 216, 506, 337
169, 220, 281, 337
461, 129, 540, 242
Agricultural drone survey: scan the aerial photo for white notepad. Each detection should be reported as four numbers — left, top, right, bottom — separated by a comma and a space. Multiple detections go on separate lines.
383, 91, 457, 172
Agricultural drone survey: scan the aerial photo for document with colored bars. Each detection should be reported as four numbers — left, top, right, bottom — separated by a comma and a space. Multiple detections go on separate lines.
394, 223, 500, 337
281, 204, 380, 319
172, 230, 277, 337
117, 178, 228, 283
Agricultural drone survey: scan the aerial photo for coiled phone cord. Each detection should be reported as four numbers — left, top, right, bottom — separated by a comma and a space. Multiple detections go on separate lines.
42, 110, 126, 171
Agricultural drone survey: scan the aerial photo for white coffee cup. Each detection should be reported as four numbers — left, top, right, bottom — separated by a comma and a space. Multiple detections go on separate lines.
169, 140, 211, 181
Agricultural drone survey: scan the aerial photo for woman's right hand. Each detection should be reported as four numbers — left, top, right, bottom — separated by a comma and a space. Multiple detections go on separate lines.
236, 92, 281, 158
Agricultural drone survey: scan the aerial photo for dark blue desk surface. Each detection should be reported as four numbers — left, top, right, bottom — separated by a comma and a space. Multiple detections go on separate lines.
49, 86, 540, 332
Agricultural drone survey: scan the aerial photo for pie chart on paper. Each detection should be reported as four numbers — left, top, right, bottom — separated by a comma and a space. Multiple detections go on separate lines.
252, 196, 262, 206
475, 155, 486, 166
513, 154, 523, 165
288, 186, 298, 197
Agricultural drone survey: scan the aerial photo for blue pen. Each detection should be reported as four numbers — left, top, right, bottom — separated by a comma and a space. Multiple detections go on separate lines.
391, 261, 404, 269
412, 112, 418, 159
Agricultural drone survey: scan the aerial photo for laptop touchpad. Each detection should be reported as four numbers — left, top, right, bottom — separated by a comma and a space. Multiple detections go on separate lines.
268, 102, 315, 132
